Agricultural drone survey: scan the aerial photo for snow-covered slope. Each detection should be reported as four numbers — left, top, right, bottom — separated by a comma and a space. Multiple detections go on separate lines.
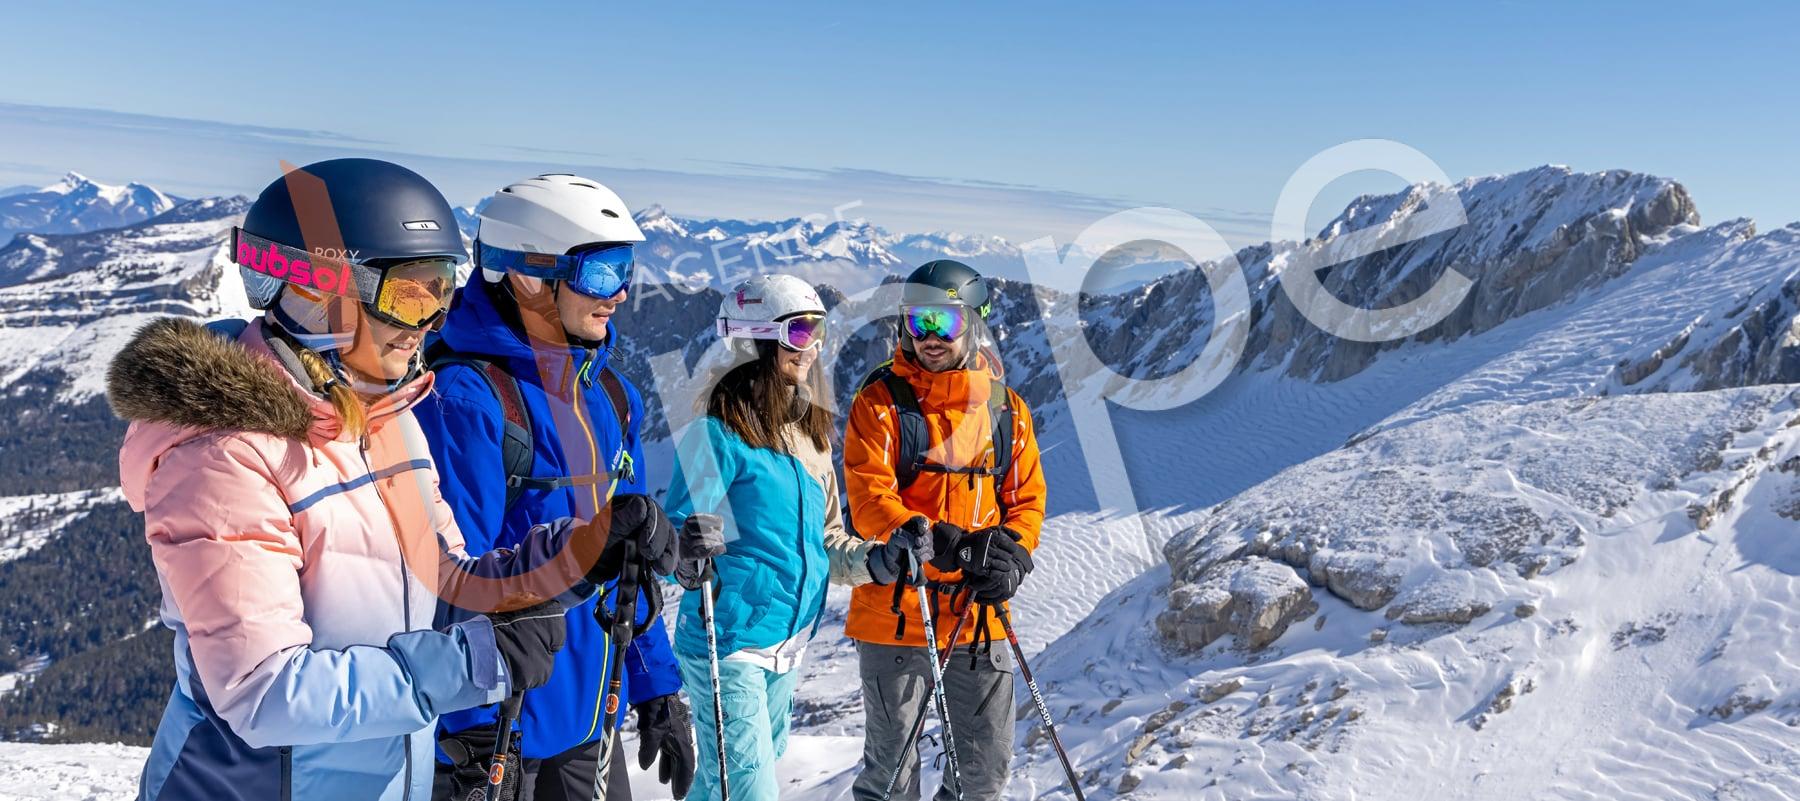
0, 196, 252, 399
0, 173, 181, 243
0, 489, 124, 564
770, 168, 1800, 798
1012, 387, 1800, 800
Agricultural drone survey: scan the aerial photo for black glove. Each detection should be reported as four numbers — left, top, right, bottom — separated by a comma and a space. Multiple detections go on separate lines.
634, 693, 697, 799
675, 513, 725, 592
926, 521, 968, 573
933, 525, 1034, 579
586, 494, 678, 585
965, 527, 1034, 603
487, 599, 566, 692
438, 722, 521, 801
867, 516, 929, 586
971, 564, 1026, 603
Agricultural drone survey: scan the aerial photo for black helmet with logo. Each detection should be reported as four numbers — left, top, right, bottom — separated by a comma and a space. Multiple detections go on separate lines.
239, 158, 465, 311
901, 259, 992, 319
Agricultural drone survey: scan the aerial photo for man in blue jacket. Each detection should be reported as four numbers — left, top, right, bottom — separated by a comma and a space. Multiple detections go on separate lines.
418, 174, 695, 801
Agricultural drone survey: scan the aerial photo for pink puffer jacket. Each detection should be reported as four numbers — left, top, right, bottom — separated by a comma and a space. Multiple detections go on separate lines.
110, 317, 584, 801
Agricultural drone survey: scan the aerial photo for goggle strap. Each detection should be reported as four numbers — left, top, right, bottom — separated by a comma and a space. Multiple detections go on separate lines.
717, 318, 785, 340
233, 227, 377, 304
717, 317, 824, 351
480, 244, 566, 280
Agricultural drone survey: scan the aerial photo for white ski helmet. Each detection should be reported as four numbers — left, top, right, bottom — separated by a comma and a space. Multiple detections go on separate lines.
475, 173, 644, 283
717, 275, 827, 355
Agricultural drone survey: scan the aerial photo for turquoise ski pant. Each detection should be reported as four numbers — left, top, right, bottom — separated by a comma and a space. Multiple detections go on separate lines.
675, 650, 801, 801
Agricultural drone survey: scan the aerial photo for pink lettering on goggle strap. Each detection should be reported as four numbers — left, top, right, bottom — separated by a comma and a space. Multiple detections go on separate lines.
233, 228, 368, 302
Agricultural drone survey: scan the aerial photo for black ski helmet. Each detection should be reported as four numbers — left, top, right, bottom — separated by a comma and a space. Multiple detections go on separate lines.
901, 259, 992, 318
241, 158, 465, 309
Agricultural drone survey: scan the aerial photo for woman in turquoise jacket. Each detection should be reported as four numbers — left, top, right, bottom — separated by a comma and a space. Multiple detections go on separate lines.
663, 275, 901, 801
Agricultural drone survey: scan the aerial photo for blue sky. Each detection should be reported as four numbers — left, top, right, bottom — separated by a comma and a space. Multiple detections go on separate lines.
2, 2, 1795, 245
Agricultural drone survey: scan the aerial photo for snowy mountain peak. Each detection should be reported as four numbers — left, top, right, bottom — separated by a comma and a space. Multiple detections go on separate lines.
633, 204, 689, 238
43, 172, 92, 194
1315, 165, 1696, 251
142, 195, 251, 227
1084, 165, 1710, 394
0, 172, 183, 242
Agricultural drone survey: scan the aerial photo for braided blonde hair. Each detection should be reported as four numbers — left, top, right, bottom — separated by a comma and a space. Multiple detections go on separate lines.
295, 346, 366, 438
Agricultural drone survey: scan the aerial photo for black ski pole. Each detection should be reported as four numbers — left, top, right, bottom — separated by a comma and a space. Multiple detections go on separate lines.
487, 691, 524, 799
699, 576, 730, 800
994, 605, 1085, 801
591, 541, 642, 801
879, 585, 973, 801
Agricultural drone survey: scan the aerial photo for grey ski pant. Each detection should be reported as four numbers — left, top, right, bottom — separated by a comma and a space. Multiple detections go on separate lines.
851, 639, 1015, 801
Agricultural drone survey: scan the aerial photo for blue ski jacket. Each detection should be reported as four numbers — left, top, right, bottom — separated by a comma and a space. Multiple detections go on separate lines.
416, 279, 682, 760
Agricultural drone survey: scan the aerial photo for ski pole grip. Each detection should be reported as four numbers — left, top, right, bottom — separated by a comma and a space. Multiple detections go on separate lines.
633, 578, 663, 639
891, 552, 909, 640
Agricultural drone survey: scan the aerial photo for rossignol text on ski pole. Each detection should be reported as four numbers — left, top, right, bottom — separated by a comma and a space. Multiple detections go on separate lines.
995, 605, 1085, 801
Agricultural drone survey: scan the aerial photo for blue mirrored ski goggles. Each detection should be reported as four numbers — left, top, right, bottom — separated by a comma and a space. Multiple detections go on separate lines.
478, 241, 634, 299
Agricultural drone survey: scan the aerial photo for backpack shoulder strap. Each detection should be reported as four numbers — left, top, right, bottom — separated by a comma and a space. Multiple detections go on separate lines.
880, 371, 927, 491
428, 349, 536, 510
203, 318, 251, 341
859, 362, 928, 491
988, 383, 1015, 520
595, 365, 636, 486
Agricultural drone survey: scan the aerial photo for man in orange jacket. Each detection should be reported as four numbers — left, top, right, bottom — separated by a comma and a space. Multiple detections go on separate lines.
842, 260, 1047, 801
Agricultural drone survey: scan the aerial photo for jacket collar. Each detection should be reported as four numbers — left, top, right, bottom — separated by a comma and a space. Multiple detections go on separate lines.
889, 345, 997, 411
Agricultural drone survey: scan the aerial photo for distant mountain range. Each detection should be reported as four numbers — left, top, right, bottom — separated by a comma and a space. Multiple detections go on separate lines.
457, 201, 1087, 292
0, 173, 181, 243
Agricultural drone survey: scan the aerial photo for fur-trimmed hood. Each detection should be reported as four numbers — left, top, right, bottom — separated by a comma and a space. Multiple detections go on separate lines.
109, 316, 436, 512
107, 317, 318, 440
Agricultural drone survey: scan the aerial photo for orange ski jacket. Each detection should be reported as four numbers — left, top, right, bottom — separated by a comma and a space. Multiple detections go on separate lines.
841, 347, 1047, 646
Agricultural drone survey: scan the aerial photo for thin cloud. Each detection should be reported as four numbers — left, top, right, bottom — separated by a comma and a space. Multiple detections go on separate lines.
0, 101, 1270, 247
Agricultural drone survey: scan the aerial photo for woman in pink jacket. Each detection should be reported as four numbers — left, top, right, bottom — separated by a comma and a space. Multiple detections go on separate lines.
108, 159, 676, 801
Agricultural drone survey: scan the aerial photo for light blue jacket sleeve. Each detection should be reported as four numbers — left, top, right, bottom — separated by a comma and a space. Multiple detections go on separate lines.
202, 504, 612, 748
215, 623, 509, 748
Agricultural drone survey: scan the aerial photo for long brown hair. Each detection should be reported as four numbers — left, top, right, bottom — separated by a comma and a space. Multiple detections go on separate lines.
707, 340, 833, 452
